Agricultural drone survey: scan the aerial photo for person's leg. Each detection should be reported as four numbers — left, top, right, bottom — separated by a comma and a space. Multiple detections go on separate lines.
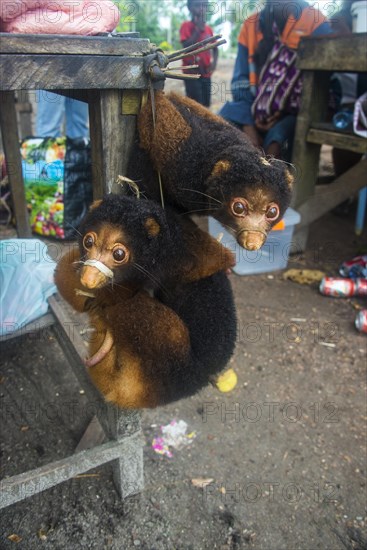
65, 97, 89, 139
35, 91, 65, 137
263, 115, 297, 160
184, 79, 202, 104
201, 77, 211, 108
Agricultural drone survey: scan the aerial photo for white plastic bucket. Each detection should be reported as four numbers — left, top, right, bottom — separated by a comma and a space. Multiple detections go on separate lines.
351, 1, 367, 33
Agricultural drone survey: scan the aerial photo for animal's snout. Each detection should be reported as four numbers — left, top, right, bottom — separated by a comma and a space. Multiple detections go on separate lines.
237, 230, 266, 251
80, 266, 108, 289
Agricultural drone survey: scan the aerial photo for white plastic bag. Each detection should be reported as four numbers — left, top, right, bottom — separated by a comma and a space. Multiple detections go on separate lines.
0, 239, 57, 336
353, 92, 367, 138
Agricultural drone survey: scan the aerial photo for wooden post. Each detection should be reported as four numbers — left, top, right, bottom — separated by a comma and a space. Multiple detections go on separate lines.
291, 71, 331, 252
88, 90, 139, 198
0, 91, 31, 237
49, 295, 144, 499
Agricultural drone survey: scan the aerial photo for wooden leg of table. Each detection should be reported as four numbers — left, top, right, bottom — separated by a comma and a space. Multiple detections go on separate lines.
88, 90, 138, 198
0, 91, 31, 237
49, 295, 144, 499
85, 91, 144, 496
102, 407, 144, 499
291, 71, 330, 252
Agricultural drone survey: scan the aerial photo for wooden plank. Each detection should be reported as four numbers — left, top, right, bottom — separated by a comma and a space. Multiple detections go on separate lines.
0, 55, 150, 91
291, 70, 331, 251
0, 435, 141, 509
297, 33, 367, 72
49, 294, 144, 498
291, 71, 331, 209
0, 313, 55, 342
0, 33, 151, 56
307, 128, 367, 154
75, 416, 106, 452
88, 91, 105, 200
48, 294, 103, 405
88, 90, 138, 196
0, 91, 31, 237
297, 158, 367, 228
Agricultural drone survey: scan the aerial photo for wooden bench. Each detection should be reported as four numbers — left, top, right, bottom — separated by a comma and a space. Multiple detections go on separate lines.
0, 32, 166, 508
291, 33, 367, 250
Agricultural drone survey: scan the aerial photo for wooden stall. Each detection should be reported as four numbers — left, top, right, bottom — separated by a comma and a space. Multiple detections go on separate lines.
0, 32, 165, 509
291, 33, 367, 250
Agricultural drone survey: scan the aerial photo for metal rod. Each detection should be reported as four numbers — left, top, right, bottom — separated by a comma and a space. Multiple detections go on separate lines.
165, 73, 201, 80
168, 39, 226, 62
167, 34, 222, 59
164, 64, 199, 72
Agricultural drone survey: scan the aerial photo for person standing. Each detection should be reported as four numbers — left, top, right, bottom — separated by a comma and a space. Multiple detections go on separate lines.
36, 92, 89, 139
179, 0, 218, 108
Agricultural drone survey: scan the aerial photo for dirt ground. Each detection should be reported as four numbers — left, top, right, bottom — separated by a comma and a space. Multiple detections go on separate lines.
1, 58, 367, 550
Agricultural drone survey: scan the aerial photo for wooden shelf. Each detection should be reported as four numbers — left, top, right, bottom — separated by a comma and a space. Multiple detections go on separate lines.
297, 33, 367, 72
307, 125, 367, 154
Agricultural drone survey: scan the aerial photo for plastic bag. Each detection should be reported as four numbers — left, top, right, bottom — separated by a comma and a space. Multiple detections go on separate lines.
21, 137, 92, 239
0, 239, 57, 337
353, 92, 367, 138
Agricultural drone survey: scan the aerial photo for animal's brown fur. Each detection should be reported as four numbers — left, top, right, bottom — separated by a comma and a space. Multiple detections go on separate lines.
54, 214, 235, 409
138, 91, 192, 171
55, 248, 191, 409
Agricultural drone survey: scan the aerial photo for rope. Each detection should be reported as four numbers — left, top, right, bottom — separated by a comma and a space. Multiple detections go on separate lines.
149, 84, 165, 209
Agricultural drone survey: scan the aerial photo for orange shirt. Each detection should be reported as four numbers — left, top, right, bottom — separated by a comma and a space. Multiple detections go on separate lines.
238, 6, 328, 87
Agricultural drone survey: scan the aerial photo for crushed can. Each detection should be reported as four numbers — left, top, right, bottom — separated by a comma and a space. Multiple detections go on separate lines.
355, 310, 367, 334
320, 278, 367, 297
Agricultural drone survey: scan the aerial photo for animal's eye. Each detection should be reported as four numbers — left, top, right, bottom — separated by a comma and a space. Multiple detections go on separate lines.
231, 199, 248, 217
112, 247, 126, 263
83, 233, 94, 249
266, 204, 280, 221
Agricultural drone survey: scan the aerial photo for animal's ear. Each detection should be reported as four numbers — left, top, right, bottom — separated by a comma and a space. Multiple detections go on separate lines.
144, 217, 161, 237
211, 159, 231, 178
89, 199, 103, 211
285, 169, 294, 190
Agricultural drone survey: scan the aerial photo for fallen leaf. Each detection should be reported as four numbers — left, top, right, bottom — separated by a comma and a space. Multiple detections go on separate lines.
283, 269, 325, 285
37, 529, 47, 541
7, 534, 22, 543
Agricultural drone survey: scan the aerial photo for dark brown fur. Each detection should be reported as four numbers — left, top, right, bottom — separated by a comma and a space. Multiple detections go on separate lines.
54, 196, 236, 408
129, 91, 293, 251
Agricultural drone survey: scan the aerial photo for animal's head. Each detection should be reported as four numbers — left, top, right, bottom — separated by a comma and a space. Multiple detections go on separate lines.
77, 195, 180, 290
206, 146, 294, 250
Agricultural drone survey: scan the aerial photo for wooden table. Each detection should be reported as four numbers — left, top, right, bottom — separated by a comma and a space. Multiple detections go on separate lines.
291, 33, 367, 250
0, 33, 167, 509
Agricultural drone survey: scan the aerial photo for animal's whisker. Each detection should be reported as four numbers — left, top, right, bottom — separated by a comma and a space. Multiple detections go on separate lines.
180, 207, 221, 216
110, 280, 131, 293
213, 219, 237, 238
180, 188, 223, 205
66, 222, 83, 238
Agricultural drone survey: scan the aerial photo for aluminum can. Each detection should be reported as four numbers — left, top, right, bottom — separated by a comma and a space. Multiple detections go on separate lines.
355, 310, 367, 334
320, 278, 357, 297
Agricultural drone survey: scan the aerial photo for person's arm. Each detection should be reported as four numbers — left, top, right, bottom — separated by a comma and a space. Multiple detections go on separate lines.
311, 21, 333, 36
